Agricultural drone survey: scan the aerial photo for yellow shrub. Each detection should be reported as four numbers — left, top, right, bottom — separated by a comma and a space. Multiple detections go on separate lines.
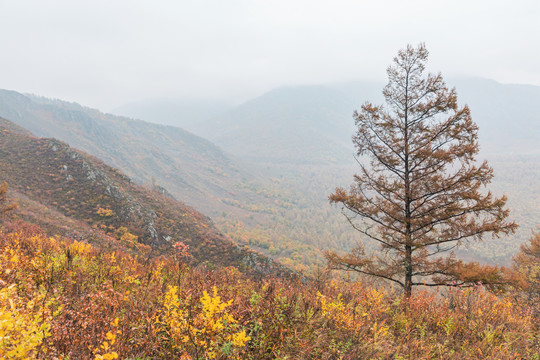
94, 318, 122, 360
0, 285, 51, 359
97, 208, 114, 217
159, 285, 250, 359
69, 240, 92, 256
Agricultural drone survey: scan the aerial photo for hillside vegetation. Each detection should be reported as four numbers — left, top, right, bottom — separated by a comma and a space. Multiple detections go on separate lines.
0, 221, 537, 359
0, 80, 539, 358
0, 118, 288, 277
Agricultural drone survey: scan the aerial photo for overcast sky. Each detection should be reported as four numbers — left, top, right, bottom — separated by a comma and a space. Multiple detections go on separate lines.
1, 0, 539, 110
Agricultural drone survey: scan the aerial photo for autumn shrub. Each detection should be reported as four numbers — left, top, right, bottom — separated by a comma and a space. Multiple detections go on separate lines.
0, 226, 57, 359
0, 222, 537, 359
0, 284, 53, 359
156, 285, 250, 359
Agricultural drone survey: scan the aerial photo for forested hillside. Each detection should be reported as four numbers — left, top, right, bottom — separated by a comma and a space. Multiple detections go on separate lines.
0, 90, 338, 271
0, 118, 289, 277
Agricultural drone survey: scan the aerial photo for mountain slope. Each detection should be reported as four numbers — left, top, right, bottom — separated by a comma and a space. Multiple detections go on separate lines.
200, 86, 357, 164
0, 89, 258, 216
0, 89, 335, 272
335, 78, 540, 156
0, 117, 290, 277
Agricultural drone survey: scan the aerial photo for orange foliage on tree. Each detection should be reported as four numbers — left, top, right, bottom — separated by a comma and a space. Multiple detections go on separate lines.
0, 182, 17, 215
328, 44, 517, 297
514, 232, 540, 316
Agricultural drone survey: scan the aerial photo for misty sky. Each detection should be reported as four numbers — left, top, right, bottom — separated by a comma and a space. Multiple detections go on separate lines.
1, 0, 539, 110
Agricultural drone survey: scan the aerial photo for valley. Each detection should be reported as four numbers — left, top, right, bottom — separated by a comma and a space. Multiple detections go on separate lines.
1, 78, 539, 273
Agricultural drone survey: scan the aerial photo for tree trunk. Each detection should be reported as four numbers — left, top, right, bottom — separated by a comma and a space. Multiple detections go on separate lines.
404, 68, 412, 298
405, 244, 412, 298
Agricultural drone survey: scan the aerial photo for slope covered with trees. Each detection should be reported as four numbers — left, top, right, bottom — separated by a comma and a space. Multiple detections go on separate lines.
0, 118, 289, 277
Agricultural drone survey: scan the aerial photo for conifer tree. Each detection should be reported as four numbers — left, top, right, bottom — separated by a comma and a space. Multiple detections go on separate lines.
327, 44, 517, 297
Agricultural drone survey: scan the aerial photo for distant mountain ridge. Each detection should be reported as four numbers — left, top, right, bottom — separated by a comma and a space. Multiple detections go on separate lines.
449, 78, 540, 154
115, 78, 540, 165
201, 85, 357, 164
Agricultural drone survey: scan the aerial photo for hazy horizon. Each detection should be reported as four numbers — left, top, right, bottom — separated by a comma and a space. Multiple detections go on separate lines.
1, 0, 539, 111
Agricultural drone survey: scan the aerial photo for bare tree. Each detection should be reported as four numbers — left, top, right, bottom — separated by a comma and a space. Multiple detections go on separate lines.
327, 44, 517, 297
